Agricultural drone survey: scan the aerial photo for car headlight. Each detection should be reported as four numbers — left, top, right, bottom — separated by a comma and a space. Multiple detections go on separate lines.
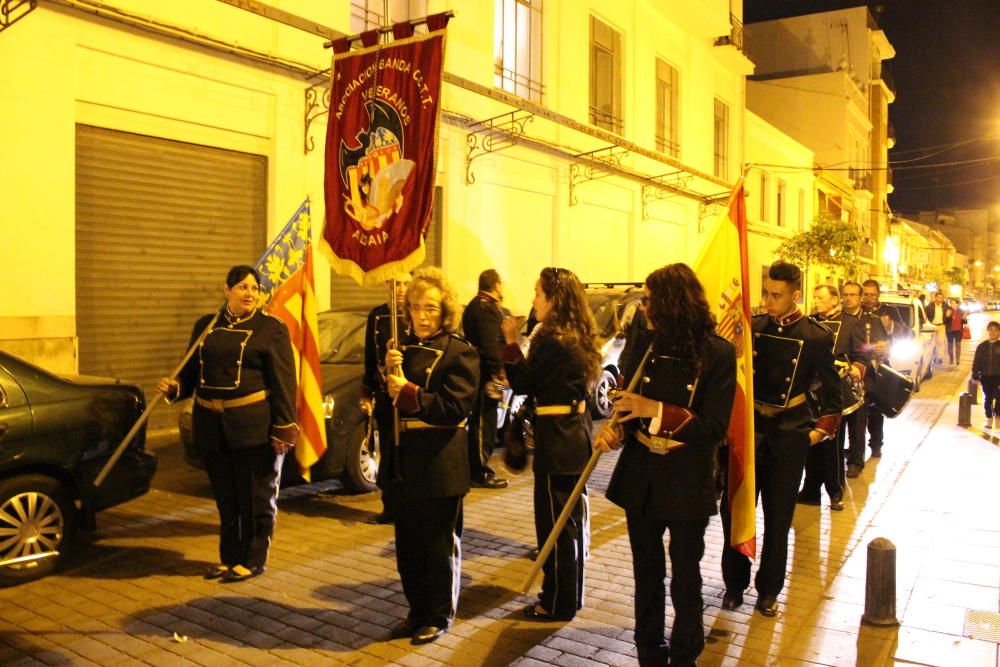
890, 339, 918, 363
322, 394, 336, 419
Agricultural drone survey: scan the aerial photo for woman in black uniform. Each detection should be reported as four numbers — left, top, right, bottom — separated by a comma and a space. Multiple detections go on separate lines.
501, 267, 601, 622
595, 263, 736, 667
384, 266, 479, 645
157, 265, 298, 583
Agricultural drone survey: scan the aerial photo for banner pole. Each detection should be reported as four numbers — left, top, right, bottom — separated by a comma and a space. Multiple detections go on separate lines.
94, 312, 220, 487
389, 279, 403, 483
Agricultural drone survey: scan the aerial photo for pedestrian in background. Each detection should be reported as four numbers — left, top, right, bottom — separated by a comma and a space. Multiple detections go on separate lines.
158, 265, 298, 583
461, 269, 509, 490
946, 298, 967, 365
361, 275, 410, 525
385, 267, 478, 645
595, 263, 736, 667
502, 267, 601, 622
925, 292, 950, 366
972, 321, 1000, 429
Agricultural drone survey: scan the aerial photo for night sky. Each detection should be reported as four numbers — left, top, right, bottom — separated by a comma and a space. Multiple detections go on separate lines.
744, 0, 1000, 213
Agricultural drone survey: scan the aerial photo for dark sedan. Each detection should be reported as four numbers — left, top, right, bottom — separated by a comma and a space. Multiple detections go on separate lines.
0, 350, 157, 585
181, 307, 379, 493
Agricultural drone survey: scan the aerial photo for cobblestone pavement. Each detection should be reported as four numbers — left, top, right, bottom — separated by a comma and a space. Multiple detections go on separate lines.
1, 323, 998, 666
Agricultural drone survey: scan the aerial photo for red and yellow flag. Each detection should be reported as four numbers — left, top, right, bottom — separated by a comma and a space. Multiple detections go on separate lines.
257, 201, 327, 481
694, 182, 756, 558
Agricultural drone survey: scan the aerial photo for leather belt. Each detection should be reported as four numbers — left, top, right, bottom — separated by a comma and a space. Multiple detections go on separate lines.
195, 389, 269, 412
754, 393, 807, 417
535, 402, 586, 416
636, 430, 685, 455
400, 418, 468, 432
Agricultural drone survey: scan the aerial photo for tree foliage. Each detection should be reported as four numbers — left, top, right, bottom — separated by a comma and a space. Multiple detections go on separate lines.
943, 265, 967, 286
776, 214, 861, 278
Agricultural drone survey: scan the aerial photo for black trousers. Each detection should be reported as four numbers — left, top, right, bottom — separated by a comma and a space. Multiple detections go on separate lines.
626, 513, 708, 667
866, 407, 884, 453
468, 389, 499, 481
395, 494, 463, 628
721, 409, 810, 598
801, 434, 843, 501
843, 405, 869, 468
373, 396, 396, 515
201, 442, 281, 570
534, 473, 588, 617
981, 375, 1000, 419
947, 330, 963, 363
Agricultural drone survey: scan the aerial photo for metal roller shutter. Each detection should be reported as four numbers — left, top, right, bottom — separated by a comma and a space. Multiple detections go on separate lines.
75, 125, 267, 428
328, 185, 443, 309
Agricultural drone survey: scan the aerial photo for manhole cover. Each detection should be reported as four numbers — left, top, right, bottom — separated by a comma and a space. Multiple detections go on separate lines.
964, 609, 1000, 643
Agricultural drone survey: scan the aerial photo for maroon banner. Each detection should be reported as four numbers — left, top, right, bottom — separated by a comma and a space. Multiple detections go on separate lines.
322, 31, 445, 286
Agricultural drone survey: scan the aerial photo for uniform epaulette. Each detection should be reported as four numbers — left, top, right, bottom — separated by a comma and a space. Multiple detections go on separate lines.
449, 331, 472, 345
263, 311, 290, 329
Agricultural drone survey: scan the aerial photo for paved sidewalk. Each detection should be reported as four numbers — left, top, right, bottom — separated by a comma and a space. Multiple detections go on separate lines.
0, 333, 997, 666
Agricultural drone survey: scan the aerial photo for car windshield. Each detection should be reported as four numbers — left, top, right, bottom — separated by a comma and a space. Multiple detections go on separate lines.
884, 303, 914, 329
587, 292, 623, 339
318, 311, 368, 364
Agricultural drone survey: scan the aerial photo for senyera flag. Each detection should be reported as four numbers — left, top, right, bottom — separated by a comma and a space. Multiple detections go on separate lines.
322, 14, 450, 285
694, 181, 756, 559
256, 200, 327, 481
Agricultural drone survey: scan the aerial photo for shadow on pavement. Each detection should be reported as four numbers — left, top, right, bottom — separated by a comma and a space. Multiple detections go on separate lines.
60, 543, 213, 580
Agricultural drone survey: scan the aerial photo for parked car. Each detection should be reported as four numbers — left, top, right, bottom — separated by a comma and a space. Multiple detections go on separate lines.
879, 293, 937, 392
0, 350, 157, 585
963, 297, 983, 314
585, 284, 645, 418
180, 307, 378, 492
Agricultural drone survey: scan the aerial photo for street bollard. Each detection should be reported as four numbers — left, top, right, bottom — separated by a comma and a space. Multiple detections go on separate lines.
967, 379, 979, 405
958, 393, 972, 427
861, 537, 900, 627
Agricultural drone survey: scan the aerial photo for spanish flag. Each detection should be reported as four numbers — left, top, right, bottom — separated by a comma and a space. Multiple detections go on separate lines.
694, 182, 756, 558
256, 201, 328, 481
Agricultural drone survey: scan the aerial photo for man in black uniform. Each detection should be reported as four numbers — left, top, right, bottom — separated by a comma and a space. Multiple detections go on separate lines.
461, 269, 509, 489
720, 261, 842, 617
842, 281, 889, 476
861, 279, 902, 459
799, 284, 868, 511
361, 276, 410, 524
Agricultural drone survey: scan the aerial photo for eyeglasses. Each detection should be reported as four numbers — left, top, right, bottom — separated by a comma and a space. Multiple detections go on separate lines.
410, 305, 441, 315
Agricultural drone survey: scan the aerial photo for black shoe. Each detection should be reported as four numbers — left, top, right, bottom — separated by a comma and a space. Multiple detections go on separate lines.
474, 474, 509, 489
220, 565, 264, 583
870, 448, 882, 459
796, 491, 821, 506
528, 547, 540, 561
522, 603, 574, 622
721, 590, 743, 611
756, 596, 779, 617
389, 618, 419, 640
411, 626, 446, 645
846, 464, 862, 478
367, 512, 394, 525
636, 642, 670, 665
204, 564, 229, 580
830, 497, 845, 511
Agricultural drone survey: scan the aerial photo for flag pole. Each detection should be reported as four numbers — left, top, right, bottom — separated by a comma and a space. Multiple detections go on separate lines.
388, 278, 403, 483
93, 312, 220, 487
519, 345, 653, 594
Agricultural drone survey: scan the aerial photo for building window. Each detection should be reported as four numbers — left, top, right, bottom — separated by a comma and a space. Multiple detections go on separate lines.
776, 179, 786, 227
590, 16, 623, 134
798, 189, 806, 230
494, 0, 543, 102
351, 1, 427, 33
655, 59, 679, 157
759, 171, 769, 222
713, 98, 728, 179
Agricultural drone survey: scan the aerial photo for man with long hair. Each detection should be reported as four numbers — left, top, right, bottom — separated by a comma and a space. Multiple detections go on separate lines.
720, 261, 842, 618
501, 267, 601, 622
595, 263, 736, 667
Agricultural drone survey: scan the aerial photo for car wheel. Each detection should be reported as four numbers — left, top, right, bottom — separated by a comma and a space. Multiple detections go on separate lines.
0, 475, 75, 586
342, 420, 379, 493
589, 369, 617, 419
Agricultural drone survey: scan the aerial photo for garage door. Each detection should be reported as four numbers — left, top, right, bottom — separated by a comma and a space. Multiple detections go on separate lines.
328, 185, 443, 309
76, 125, 267, 428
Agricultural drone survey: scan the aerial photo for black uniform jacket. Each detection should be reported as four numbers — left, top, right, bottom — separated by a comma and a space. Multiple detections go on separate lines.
394, 330, 479, 498
606, 333, 736, 520
362, 302, 406, 399
176, 308, 299, 449
502, 332, 593, 476
461, 292, 505, 386
852, 309, 890, 393
752, 311, 843, 437
973, 339, 1000, 379
813, 310, 873, 368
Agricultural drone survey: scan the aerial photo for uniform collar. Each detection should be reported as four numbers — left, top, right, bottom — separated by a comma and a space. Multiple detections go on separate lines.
823, 307, 842, 319
224, 305, 257, 326
771, 309, 803, 327
478, 290, 500, 304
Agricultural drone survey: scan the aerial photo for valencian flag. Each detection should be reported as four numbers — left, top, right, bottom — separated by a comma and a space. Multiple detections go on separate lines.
256, 200, 327, 481
694, 182, 757, 558
322, 14, 450, 285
